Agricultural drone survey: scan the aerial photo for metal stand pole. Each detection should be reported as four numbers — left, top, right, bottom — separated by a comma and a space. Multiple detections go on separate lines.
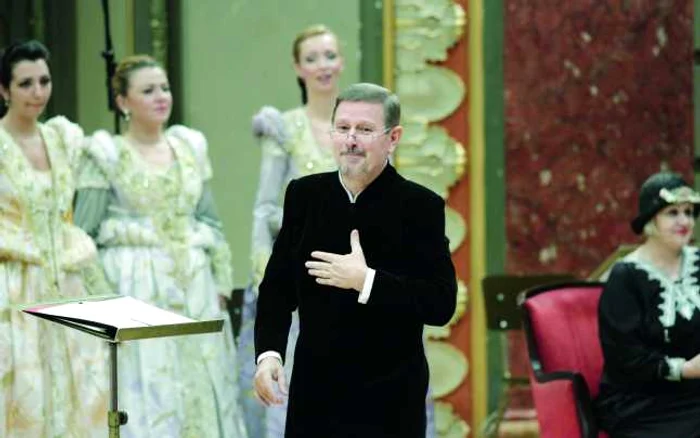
100, 0, 119, 134
108, 342, 128, 437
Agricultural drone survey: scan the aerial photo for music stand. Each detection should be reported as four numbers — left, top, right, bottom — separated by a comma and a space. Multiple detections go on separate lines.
22, 295, 225, 438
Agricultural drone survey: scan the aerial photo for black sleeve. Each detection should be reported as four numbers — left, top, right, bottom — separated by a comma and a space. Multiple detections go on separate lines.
366, 194, 457, 326
599, 262, 671, 382
254, 179, 301, 363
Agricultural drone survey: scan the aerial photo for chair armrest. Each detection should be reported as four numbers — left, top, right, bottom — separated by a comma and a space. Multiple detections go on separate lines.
530, 371, 598, 438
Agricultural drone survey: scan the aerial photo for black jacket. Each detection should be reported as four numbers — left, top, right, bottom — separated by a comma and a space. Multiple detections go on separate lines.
255, 165, 457, 437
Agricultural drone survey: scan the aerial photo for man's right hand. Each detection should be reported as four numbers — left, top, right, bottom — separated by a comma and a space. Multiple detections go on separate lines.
682, 354, 700, 379
254, 356, 288, 406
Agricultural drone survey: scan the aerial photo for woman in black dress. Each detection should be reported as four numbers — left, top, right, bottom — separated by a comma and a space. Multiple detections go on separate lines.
597, 172, 700, 438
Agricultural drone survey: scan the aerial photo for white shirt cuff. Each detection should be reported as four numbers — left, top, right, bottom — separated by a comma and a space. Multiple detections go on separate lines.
357, 268, 376, 304
257, 351, 283, 365
665, 357, 685, 381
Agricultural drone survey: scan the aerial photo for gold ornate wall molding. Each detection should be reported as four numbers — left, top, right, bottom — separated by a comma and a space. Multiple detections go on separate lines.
390, 0, 469, 436
393, 0, 467, 324
436, 401, 472, 438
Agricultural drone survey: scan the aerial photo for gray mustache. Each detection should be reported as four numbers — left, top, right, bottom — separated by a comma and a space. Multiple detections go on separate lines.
341, 151, 366, 156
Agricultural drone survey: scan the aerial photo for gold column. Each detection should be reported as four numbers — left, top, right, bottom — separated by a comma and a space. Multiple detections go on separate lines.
468, 0, 487, 431
30, 0, 45, 41
382, 0, 395, 90
388, 0, 470, 435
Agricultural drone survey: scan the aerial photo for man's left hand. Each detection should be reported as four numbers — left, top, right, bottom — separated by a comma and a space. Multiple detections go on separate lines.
306, 229, 367, 291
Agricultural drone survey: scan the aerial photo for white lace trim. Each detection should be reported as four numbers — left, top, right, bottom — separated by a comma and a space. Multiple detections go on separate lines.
626, 246, 700, 328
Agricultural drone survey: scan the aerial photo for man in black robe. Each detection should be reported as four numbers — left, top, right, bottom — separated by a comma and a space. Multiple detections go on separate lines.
254, 82, 457, 438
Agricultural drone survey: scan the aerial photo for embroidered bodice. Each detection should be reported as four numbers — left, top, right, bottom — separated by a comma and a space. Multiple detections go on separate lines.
251, 106, 337, 281
81, 126, 233, 291
0, 117, 97, 295
282, 107, 336, 176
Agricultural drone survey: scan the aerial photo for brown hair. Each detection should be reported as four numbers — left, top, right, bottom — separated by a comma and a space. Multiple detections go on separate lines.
292, 24, 334, 63
111, 54, 161, 97
0, 40, 50, 90
0, 40, 50, 117
332, 83, 401, 129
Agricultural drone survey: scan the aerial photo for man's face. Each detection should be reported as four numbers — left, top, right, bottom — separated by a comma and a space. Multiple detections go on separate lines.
331, 101, 401, 184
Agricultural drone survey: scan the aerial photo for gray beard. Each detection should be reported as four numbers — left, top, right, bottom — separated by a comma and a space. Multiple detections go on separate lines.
340, 162, 368, 178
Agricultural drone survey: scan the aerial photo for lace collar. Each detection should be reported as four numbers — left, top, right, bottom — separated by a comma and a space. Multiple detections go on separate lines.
626, 246, 700, 328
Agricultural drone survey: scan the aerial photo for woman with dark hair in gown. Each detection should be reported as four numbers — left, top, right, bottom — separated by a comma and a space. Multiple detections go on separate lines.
0, 40, 109, 438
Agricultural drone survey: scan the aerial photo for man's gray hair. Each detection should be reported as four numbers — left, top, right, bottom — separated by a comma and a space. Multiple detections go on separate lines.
332, 83, 401, 128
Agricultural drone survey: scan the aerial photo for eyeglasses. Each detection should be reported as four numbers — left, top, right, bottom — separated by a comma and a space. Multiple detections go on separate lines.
329, 126, 391, 142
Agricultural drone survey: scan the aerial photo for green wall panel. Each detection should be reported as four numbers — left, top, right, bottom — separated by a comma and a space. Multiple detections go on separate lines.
180, 1, 361, 287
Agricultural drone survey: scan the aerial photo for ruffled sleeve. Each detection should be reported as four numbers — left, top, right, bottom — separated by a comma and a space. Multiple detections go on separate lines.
44, 115, 87, 174
73, 186, 111, 240
76, 131, 113, 190
252, 105, 289, 146
250, 106, 291, 286
167, 125, 213, 181
167, 125, 234, 293
195, 184, 234, 295
73, 131, 116, 239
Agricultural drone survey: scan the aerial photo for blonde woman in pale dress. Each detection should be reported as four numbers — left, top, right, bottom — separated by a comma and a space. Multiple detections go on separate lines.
0, 40, 109, 437
238, 24, 341, 438
74, 55, 247, 438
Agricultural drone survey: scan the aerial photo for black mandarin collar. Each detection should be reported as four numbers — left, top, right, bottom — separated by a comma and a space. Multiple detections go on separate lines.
334, 163, 398, 205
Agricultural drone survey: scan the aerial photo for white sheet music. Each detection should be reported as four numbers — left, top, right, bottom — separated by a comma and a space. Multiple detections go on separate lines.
30, 296, 194, 329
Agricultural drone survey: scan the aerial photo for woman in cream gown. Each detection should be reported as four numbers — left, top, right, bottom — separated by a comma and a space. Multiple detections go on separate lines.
74, 55, 247, 438
0, 40, 109, 437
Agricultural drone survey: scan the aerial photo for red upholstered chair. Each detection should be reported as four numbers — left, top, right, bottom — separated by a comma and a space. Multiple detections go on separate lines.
480, 274, 575, 437
521, 282, 609, 438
